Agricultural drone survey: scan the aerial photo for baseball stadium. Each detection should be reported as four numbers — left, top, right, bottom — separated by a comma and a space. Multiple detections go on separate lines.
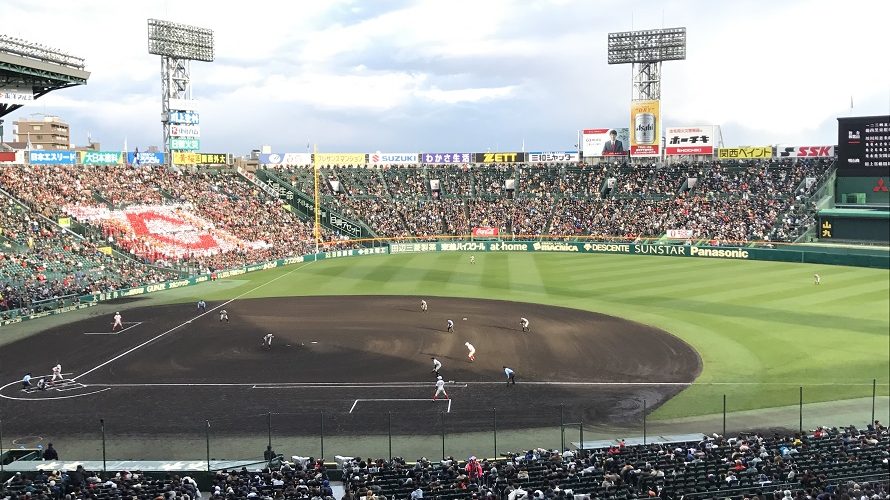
1, 7, 889, 500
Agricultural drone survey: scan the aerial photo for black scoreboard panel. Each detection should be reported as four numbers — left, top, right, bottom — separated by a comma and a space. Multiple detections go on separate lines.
818, 215, 890, 243
837, 116, 890, 176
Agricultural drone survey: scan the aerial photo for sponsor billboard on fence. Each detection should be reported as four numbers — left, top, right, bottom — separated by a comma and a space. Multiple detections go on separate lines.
368, 153, 419, 165
0, 151, 19, 162
474, 152, 527, 163
582, 128, 629, 157
259, 153, 313, 166
79, 151, 123, 165
127, 151, 165, 165
28, 150, 77, 165
0, 86, 34, 105
172, 152, 228, 165
666, 126, 715, 155
630, 100, 661, 157
717, 147, 773, 159
472, 227, 499, 237
169, 137, 200, 150
421, 152, 473, 164
528, 151, 580, 162
776, 145, 836, 158
314, 153, 366, 165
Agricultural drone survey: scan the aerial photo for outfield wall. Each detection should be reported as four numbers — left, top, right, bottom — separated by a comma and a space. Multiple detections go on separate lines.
1, 242, 886, 327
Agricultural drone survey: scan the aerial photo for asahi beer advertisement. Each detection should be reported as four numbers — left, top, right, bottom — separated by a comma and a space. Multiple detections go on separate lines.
630, 99, 661, 157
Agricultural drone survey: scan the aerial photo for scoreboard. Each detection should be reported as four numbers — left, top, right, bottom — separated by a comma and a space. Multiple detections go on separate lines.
837, 115, 890, 176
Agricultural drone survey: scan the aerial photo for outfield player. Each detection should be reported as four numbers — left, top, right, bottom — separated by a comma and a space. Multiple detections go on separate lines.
520, 317, 529, 333
433, 376, 449, 400
112, 312, 123, 331
263, 333, 274, 348
51, 363, 62, 383
465, 341, 476, 362
421, 299, 428, 312
814, 273, 821, 285
197, 300, 207, 312
431, 357, 442, 378
470, 255, 476, 264
446, 319, 454, 333
219, 309, 229, 322
503, 366, 516, 385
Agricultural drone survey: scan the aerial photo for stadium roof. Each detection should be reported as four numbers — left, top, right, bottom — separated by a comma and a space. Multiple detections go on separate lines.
0, 35, 90, 118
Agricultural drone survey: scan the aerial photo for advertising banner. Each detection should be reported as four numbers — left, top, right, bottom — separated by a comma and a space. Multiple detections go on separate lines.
169, 137, 201, 150
0, 151, 17, 162
169, 124, 201, 137
368, 152, 419, 165
168, 98, 198, 111
314, 153, 366, 165
127, 151, 165, 165
582, 128, 629, 157
472, 227, 500, 237
665, 126, 715, 155
421, 152, 473, 164
0, 86, 33, 105
79, 151, 123, 165
167, 110, 199, 125
259, 153, 313, 166
630, 100, 661, 157
172, 152, 228, 165
528, 151, 580, 163
666, 229, 694, 239
473, 152, 527, 163
717, 147, 773, 159
28, 150, 77, 165
57, 217, 71, 228
776, 145, 836, 158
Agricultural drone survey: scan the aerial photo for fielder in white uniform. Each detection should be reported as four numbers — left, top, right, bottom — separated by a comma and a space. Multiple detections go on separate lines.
421, 300, 428, 312
470, 255, 476, 264
433, 376, 449, 400
219, 309, 229, 322
520, 317, 529, 333
431, 357, 442, 378
51, 363, 62, 383
465, 341, 476, 362
263, 333, 274, 348
814, 273, 821, 285
446, 319, 454, 333
112, 312, 123, 331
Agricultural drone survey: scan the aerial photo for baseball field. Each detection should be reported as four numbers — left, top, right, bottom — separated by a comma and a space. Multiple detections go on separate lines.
1, 250, 888, 460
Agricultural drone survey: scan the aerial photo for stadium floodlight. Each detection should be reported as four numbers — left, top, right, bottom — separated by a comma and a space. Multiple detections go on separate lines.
147, 19, 215, 62
0, 34, 86, 69
607, 27, 686, 101
148, 19, 214, 167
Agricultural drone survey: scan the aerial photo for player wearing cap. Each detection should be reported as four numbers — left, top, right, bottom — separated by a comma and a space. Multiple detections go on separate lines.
503, 366, 516, 385
51, 363, 62, 383
520, 317, 529, 333
197, 300, 207, 312
433, 376, 449, 400
112, 312, 123, 331
219, 309, 229, 322
446, 319, 454, 333
465, 341, 476, 362
263, 333, 274, 349
421, 299, 428, 312
431, 357, 442, 378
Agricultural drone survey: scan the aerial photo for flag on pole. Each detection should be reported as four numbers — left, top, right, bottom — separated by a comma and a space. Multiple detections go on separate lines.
133, 147, 140, 167
850, 96, 854, 110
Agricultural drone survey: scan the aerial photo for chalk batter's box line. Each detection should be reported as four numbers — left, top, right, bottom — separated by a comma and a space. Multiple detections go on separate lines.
349, 398, 451, 414
83, 321, 143, 335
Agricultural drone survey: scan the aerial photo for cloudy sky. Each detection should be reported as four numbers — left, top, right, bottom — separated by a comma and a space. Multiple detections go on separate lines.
3, 0, 889, 153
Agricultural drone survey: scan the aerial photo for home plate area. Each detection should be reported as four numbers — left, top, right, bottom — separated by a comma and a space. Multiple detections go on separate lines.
349, 398, 452, 414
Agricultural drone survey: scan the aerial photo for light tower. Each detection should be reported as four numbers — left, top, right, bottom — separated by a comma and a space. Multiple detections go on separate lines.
147, 19, 214, 167
607, 28, 686, 157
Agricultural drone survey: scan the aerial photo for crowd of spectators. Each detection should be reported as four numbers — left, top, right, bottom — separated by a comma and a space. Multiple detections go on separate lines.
2, 466, 201, 500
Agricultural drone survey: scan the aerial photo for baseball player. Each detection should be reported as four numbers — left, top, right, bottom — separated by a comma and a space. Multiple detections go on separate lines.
433, 376, 449, 400
219, 309, 229, 322
51, 363, 62, 383
470, 255, 476, 264
465, 341, 476, 362
263, 333, 274, 348
431, 357, 442, 378
814, 273, 821, 285
197, 300, 207, 312
520, 317, 529, 333
503, 366, 516, 385
112, 312, 123, 331
421, 299, 428, 312
21, 372, 32, 391
446, 319, 454, 333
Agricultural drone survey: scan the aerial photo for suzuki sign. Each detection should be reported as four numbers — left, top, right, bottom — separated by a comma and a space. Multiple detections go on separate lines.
368, 152, 419, 165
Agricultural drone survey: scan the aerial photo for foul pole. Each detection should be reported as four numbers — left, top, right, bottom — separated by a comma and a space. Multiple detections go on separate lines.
313, 144, 320, 254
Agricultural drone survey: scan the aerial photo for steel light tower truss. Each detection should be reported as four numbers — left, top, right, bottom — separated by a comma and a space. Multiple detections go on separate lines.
147, 19, 214, 166
607, 28, 686, 101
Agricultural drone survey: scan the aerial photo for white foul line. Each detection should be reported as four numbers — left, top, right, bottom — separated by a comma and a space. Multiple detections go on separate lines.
73, 261, 315, 382
349, 398, 452, 414
84, 321, 143, 335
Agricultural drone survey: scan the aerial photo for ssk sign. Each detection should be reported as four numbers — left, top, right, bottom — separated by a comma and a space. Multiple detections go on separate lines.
169, 124, 201, 137
777, 145, 836, 158
368, 153, 419, 165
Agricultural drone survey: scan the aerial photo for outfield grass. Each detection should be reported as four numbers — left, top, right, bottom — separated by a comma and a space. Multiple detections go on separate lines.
187, 252, 889, 420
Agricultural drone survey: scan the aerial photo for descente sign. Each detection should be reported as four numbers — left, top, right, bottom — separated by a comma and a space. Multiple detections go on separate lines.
390, 241, 751, 259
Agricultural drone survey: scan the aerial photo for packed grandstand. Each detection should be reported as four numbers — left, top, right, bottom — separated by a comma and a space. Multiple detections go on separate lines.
0, 156, 832, 321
